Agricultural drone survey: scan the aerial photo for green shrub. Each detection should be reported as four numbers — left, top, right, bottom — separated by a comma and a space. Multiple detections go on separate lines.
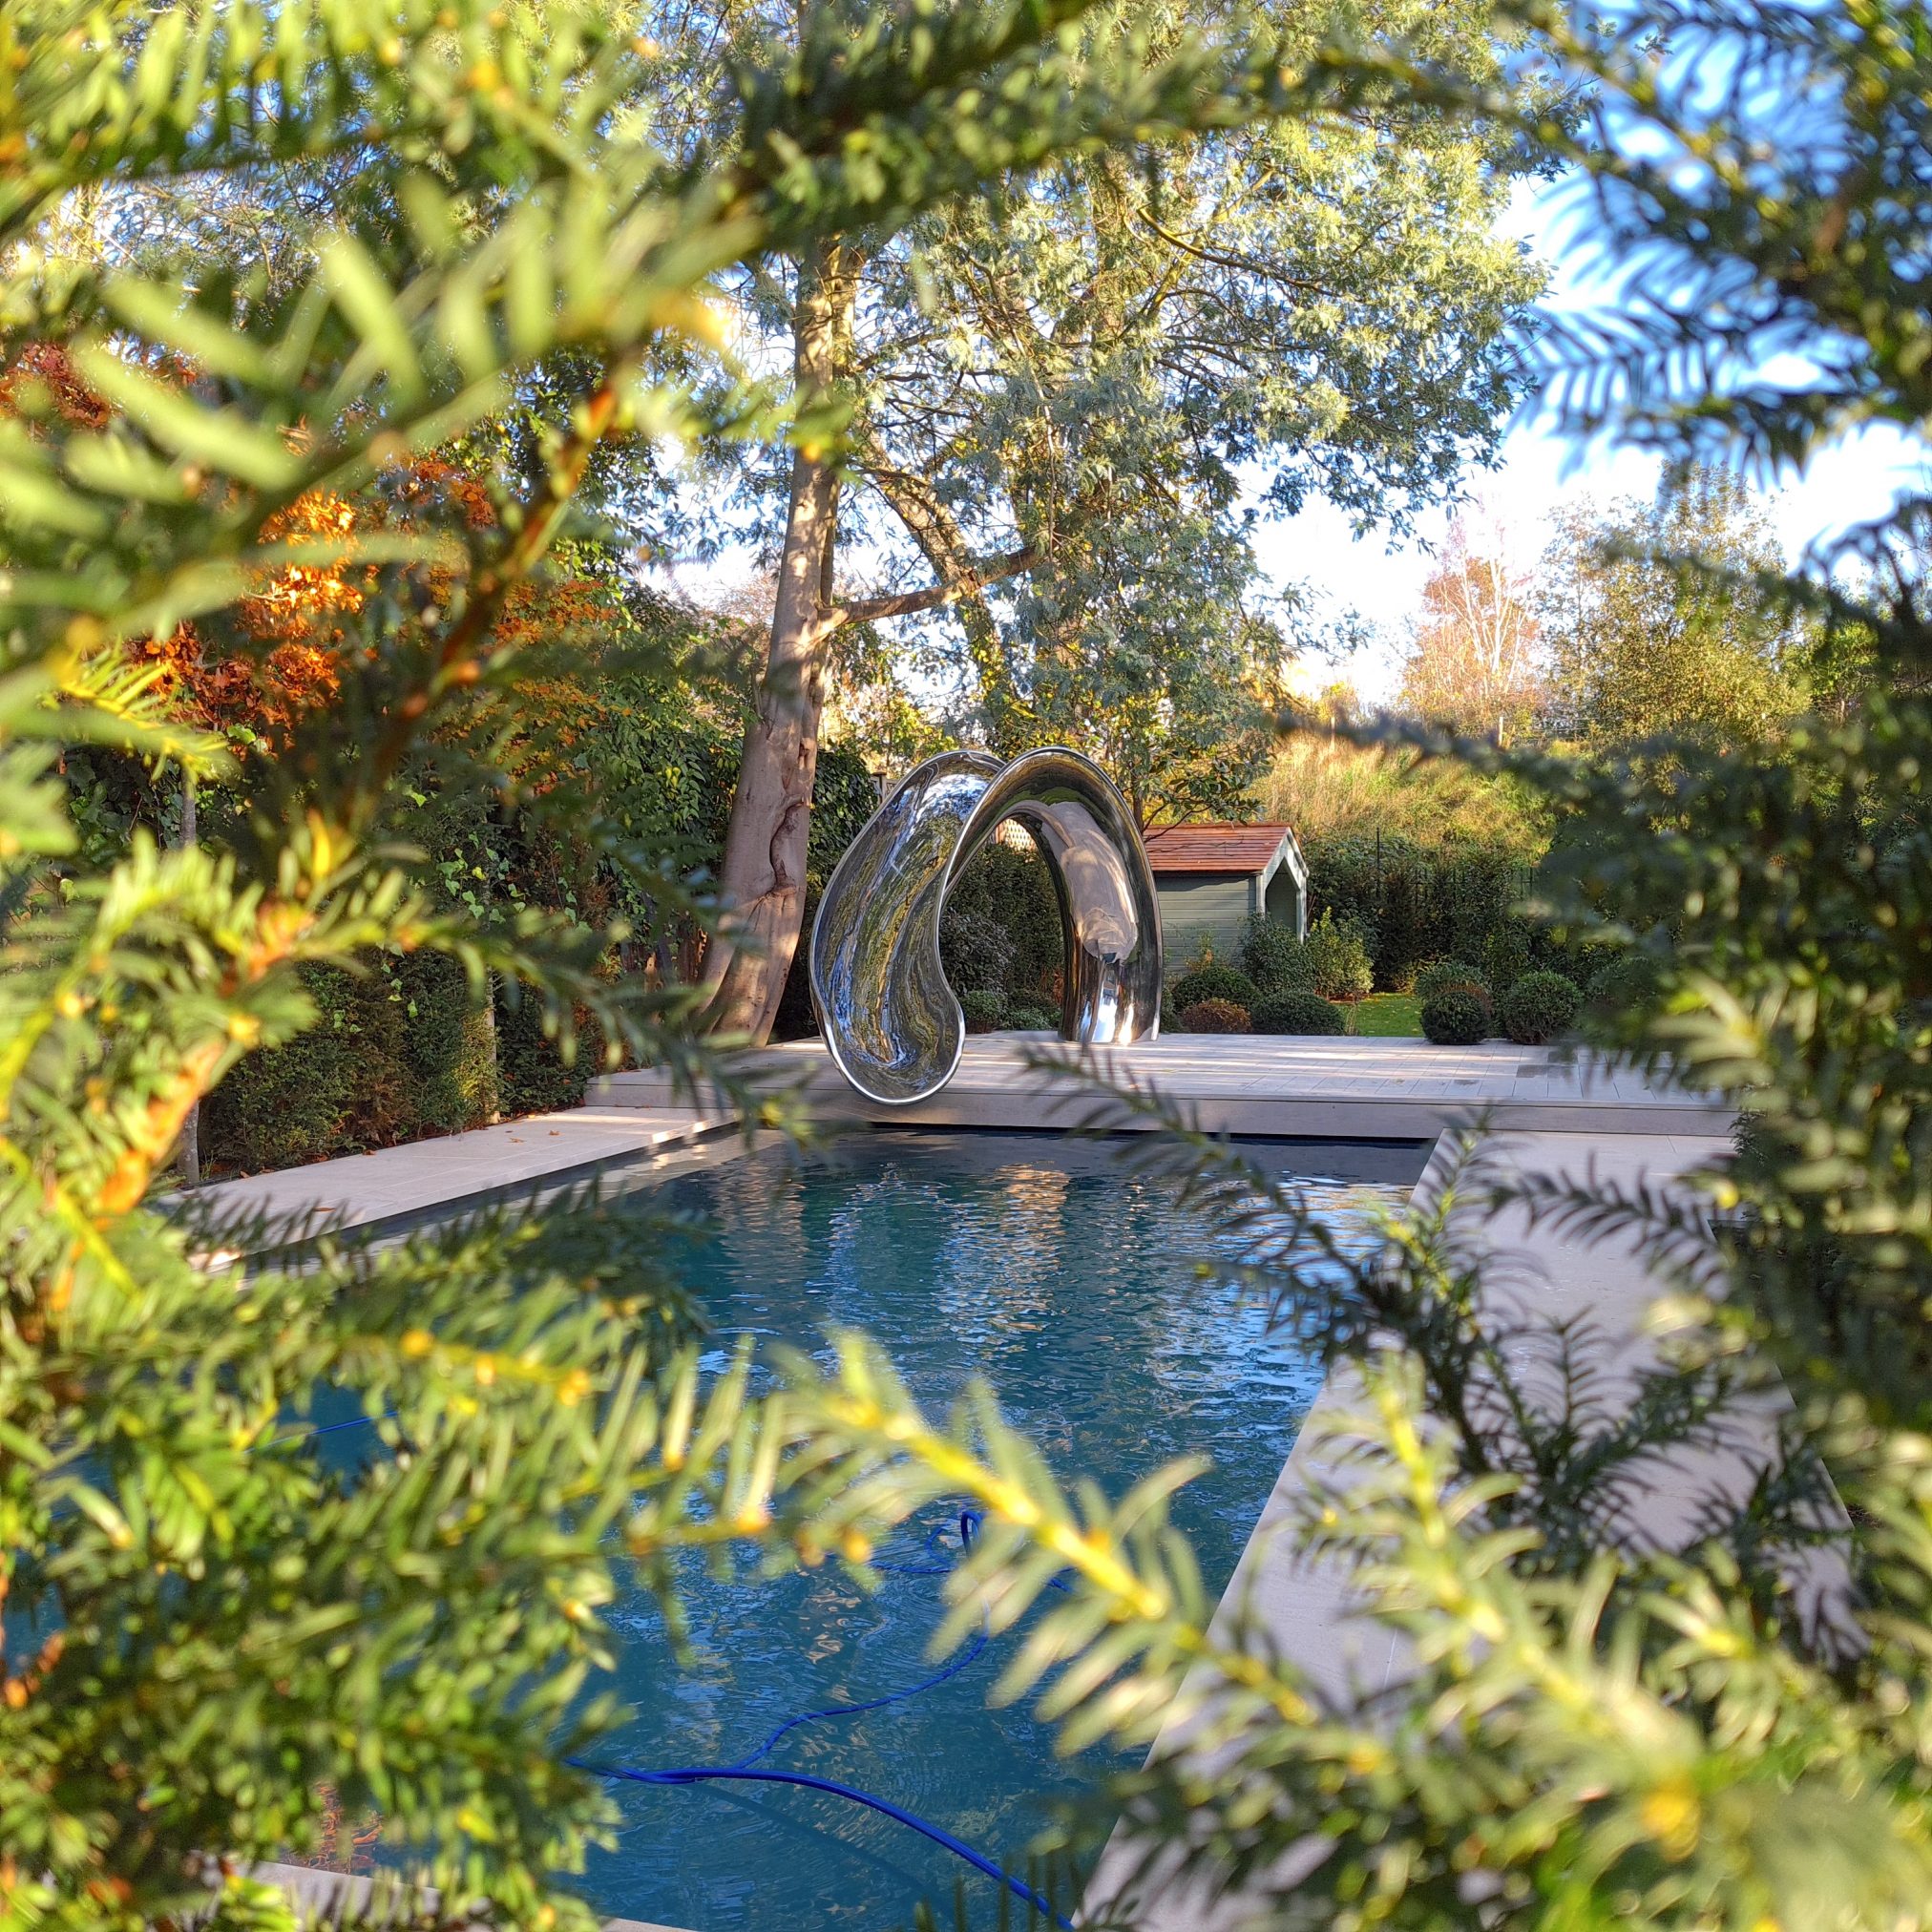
1178, 998, 1251, 1034
202, 950, 497, 1172
398, 950, 497, 1132
941, 840, 1064, 1001
1159, 995, 1180, 1036
959, 988, 1009, 1033
1303, 912, 1373, 1002
1414, 959, 1490, 1003
1484, 922, 1533, 997
201, 963, 359, 1171
494, 984, 608, 1113
1251, 989, 1346, 1036
1172, 963, 1261, 1011
1583, 951, 1664, 1013
1007, 1000, 1060, 1032
1421, 988, 1491, 1045
1237, 914, 1314, 993
1498, 969, 1581, 1045
940, 904, 1017, 998
1303, 830, 1535, 990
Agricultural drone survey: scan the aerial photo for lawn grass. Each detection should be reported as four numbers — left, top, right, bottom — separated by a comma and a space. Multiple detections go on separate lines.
1348, 993, 1422, 1038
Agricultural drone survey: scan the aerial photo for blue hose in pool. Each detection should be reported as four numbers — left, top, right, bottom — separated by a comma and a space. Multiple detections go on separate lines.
288, 1421, 1072, 1924
567, 1758, 1071, 1928
576, 1507, 1074, 1928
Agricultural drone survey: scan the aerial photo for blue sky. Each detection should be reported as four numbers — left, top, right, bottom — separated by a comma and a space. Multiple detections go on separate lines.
1258, 179, 1929, 703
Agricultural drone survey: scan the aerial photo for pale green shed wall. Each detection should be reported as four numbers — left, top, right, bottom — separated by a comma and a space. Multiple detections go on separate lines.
1156, 873, 1256, 969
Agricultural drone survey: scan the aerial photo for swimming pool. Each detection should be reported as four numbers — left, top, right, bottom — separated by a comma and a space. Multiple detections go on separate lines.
578, 1130, 1423, 1931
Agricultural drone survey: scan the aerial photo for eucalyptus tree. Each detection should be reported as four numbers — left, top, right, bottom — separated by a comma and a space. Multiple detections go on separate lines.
686, 0, 1550, 1036
780, 4, 1932, 1922
0, 1, 1309, 1922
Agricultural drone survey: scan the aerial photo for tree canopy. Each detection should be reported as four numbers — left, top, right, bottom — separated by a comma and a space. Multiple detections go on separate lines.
682, 0, 1551, 1031
0, 0, 1318, 1922
1537, 468, 1809, 749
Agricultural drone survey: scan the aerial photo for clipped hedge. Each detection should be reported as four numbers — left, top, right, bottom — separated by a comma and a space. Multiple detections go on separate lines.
1251, 989, 1346, 1036
203, 951, 494, 1173
1238, 914, 1314, 993
1414, 959, 1490, 1003
1178, 998, 1251, 1034
1172, 963, 1260, 1012
1484, 923, 1533, 998
959, 988, 1008, 1033
1421, 988, 1491, 1045
494, 983, 609, 1114
1007, 1000, 1060, 1032
1303, 830, 1542, 993
1498, 969, 1580, 1045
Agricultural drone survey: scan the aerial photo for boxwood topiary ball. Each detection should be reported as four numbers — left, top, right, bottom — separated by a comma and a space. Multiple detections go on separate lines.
1414, 959, 1490, 1004
1172, 963, 1261, 1012
1498, 969, 1580, 1045
1421, 988, 1491, 1045
1177, 998, 1251, 1034
1250, 989, 1346, 1036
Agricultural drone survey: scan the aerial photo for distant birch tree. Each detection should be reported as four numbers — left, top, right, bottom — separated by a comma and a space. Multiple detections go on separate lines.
1398, 512, 1544, 744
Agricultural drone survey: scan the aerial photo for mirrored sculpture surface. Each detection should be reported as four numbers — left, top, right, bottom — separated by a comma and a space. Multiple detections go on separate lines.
809, 746, 1163, 1104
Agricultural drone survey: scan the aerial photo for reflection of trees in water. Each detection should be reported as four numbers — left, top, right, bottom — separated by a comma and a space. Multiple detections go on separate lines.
934, 1164, 1074, 1340
286, 1783, 381, 1874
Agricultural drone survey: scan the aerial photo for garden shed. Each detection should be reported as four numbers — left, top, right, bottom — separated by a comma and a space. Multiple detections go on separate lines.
1143, 822, 1309, 965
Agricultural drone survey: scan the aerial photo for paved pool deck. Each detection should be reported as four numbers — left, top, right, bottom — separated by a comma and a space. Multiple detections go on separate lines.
187, 1035, 1748, 1932
1081, 1124, 1796, 1931
187, 1106, 734, 1248
591, 1033, 1731, 1140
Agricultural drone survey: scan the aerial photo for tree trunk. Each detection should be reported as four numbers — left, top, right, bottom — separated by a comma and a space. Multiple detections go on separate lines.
176, 779, 201, 1188
704, 242, 856, 1040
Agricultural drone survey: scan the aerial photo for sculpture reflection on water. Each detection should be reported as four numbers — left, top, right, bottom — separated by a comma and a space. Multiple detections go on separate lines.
808, 747, 1164, 1105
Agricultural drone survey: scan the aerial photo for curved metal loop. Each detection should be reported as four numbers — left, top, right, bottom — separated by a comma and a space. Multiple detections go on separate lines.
808, 747, 1163, 1104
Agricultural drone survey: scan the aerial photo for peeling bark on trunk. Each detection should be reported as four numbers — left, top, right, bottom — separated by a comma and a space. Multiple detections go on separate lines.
703, 242, 855, 1040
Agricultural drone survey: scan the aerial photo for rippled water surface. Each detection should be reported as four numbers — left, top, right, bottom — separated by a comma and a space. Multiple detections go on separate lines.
578, 1131, 1421, 1932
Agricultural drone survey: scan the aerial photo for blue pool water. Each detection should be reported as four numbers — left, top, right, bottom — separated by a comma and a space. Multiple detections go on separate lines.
578, 1131, 1421, 1932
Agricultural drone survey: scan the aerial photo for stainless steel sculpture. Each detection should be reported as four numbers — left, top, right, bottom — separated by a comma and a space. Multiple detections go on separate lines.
809, 746, 1163, 1104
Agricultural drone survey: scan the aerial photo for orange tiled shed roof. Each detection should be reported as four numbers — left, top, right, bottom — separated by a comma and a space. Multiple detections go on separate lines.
1141, 823, 1297, 875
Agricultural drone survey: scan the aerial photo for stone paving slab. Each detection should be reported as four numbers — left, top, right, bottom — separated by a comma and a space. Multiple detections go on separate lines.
241, 1860, 680, 1932
591, 1035, 1732, 1138
186, 1107, 732, 1249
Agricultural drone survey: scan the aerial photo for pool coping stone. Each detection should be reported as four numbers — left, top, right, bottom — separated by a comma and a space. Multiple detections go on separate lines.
591, 1035, 1732, 1139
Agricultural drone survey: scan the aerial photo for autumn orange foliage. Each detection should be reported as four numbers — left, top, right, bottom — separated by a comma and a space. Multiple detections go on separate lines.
2, 346, 627, 754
